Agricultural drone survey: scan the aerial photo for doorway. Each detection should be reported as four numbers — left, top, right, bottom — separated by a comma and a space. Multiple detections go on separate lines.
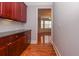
38, 9, 52, 44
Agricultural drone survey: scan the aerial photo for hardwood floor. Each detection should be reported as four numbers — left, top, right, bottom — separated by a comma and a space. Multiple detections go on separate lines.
21, 33, 56, 56
21, 43, 56, 56
38, 32, 51, 44
21, 32, 56, 56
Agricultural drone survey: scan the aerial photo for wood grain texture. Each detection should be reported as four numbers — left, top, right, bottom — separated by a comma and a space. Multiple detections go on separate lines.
0, 2, 27, 22
21, 32, 56, 56
21, 43, 56, 56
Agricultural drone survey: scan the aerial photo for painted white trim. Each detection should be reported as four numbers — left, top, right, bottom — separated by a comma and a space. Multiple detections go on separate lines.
37, 7, 53, 44
51, 6, 53, 43
36, 7, 38, 44
53, 42, 61, 56
50, 40, 61, 56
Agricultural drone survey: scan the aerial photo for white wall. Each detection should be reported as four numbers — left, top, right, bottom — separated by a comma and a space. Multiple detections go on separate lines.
53, 2, 79, 56
24, 5, 37, 44
24, 2, 53, 44
0, 19, 25, 32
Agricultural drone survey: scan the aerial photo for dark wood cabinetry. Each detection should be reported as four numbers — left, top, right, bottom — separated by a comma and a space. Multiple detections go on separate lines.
8, 42, 17, 56
0, 30, 31, 56
25, 30, 31, 45
0, 46, 8, 56
0, 2, 27, 22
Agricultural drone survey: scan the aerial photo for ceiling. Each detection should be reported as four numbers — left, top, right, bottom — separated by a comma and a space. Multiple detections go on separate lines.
24, 2, 53, 6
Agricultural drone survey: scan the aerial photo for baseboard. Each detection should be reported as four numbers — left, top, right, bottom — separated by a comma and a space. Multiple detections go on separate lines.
50, 40, 61, 56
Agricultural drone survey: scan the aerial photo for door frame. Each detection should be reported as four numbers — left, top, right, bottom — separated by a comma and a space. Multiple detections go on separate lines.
37, 8, 53, 44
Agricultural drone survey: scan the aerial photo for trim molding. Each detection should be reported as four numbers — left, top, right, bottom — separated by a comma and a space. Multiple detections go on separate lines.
50, 40, 61, 56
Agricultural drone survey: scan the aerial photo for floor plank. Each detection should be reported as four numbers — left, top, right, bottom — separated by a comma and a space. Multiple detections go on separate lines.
21, 43, 56, 56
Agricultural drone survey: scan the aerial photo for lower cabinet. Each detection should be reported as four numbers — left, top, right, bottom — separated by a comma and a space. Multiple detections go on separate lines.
16, 36, 26, 55
8, 42, 17, 56
0, 46, 8, 56
25, 30, 31, 45
0, 30, 31, 56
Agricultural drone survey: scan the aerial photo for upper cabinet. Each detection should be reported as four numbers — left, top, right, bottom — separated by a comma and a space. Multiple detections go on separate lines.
0, 2, 27, 23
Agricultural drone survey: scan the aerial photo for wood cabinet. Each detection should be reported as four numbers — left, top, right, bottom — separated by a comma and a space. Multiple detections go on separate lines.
3, 2, 13, 19
7, 42, 17, 56
15, 33, 27, 55
0, 2, 27, 22
25, 30, 31, 45
0, 46, 8, 56
20, 3, 27, 22
0, 30, 31, 56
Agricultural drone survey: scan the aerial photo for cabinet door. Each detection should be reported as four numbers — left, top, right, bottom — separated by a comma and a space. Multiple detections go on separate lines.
0, 2, 6, 18
0, 2, 21, 21
16, 36, 26, 55
0, 3, 2, 16
8, 42, 17, 56
11, 2, 27, 22
11, 2, 21, 22
11, 2, 18, 21
0, 46, 8, 56
0, 2, 12, 19
26, 31, 31, 44
0, 2, 27, 22
14, 2, 26, 22
20, 3, 27, 22
4, 2, 12, 19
